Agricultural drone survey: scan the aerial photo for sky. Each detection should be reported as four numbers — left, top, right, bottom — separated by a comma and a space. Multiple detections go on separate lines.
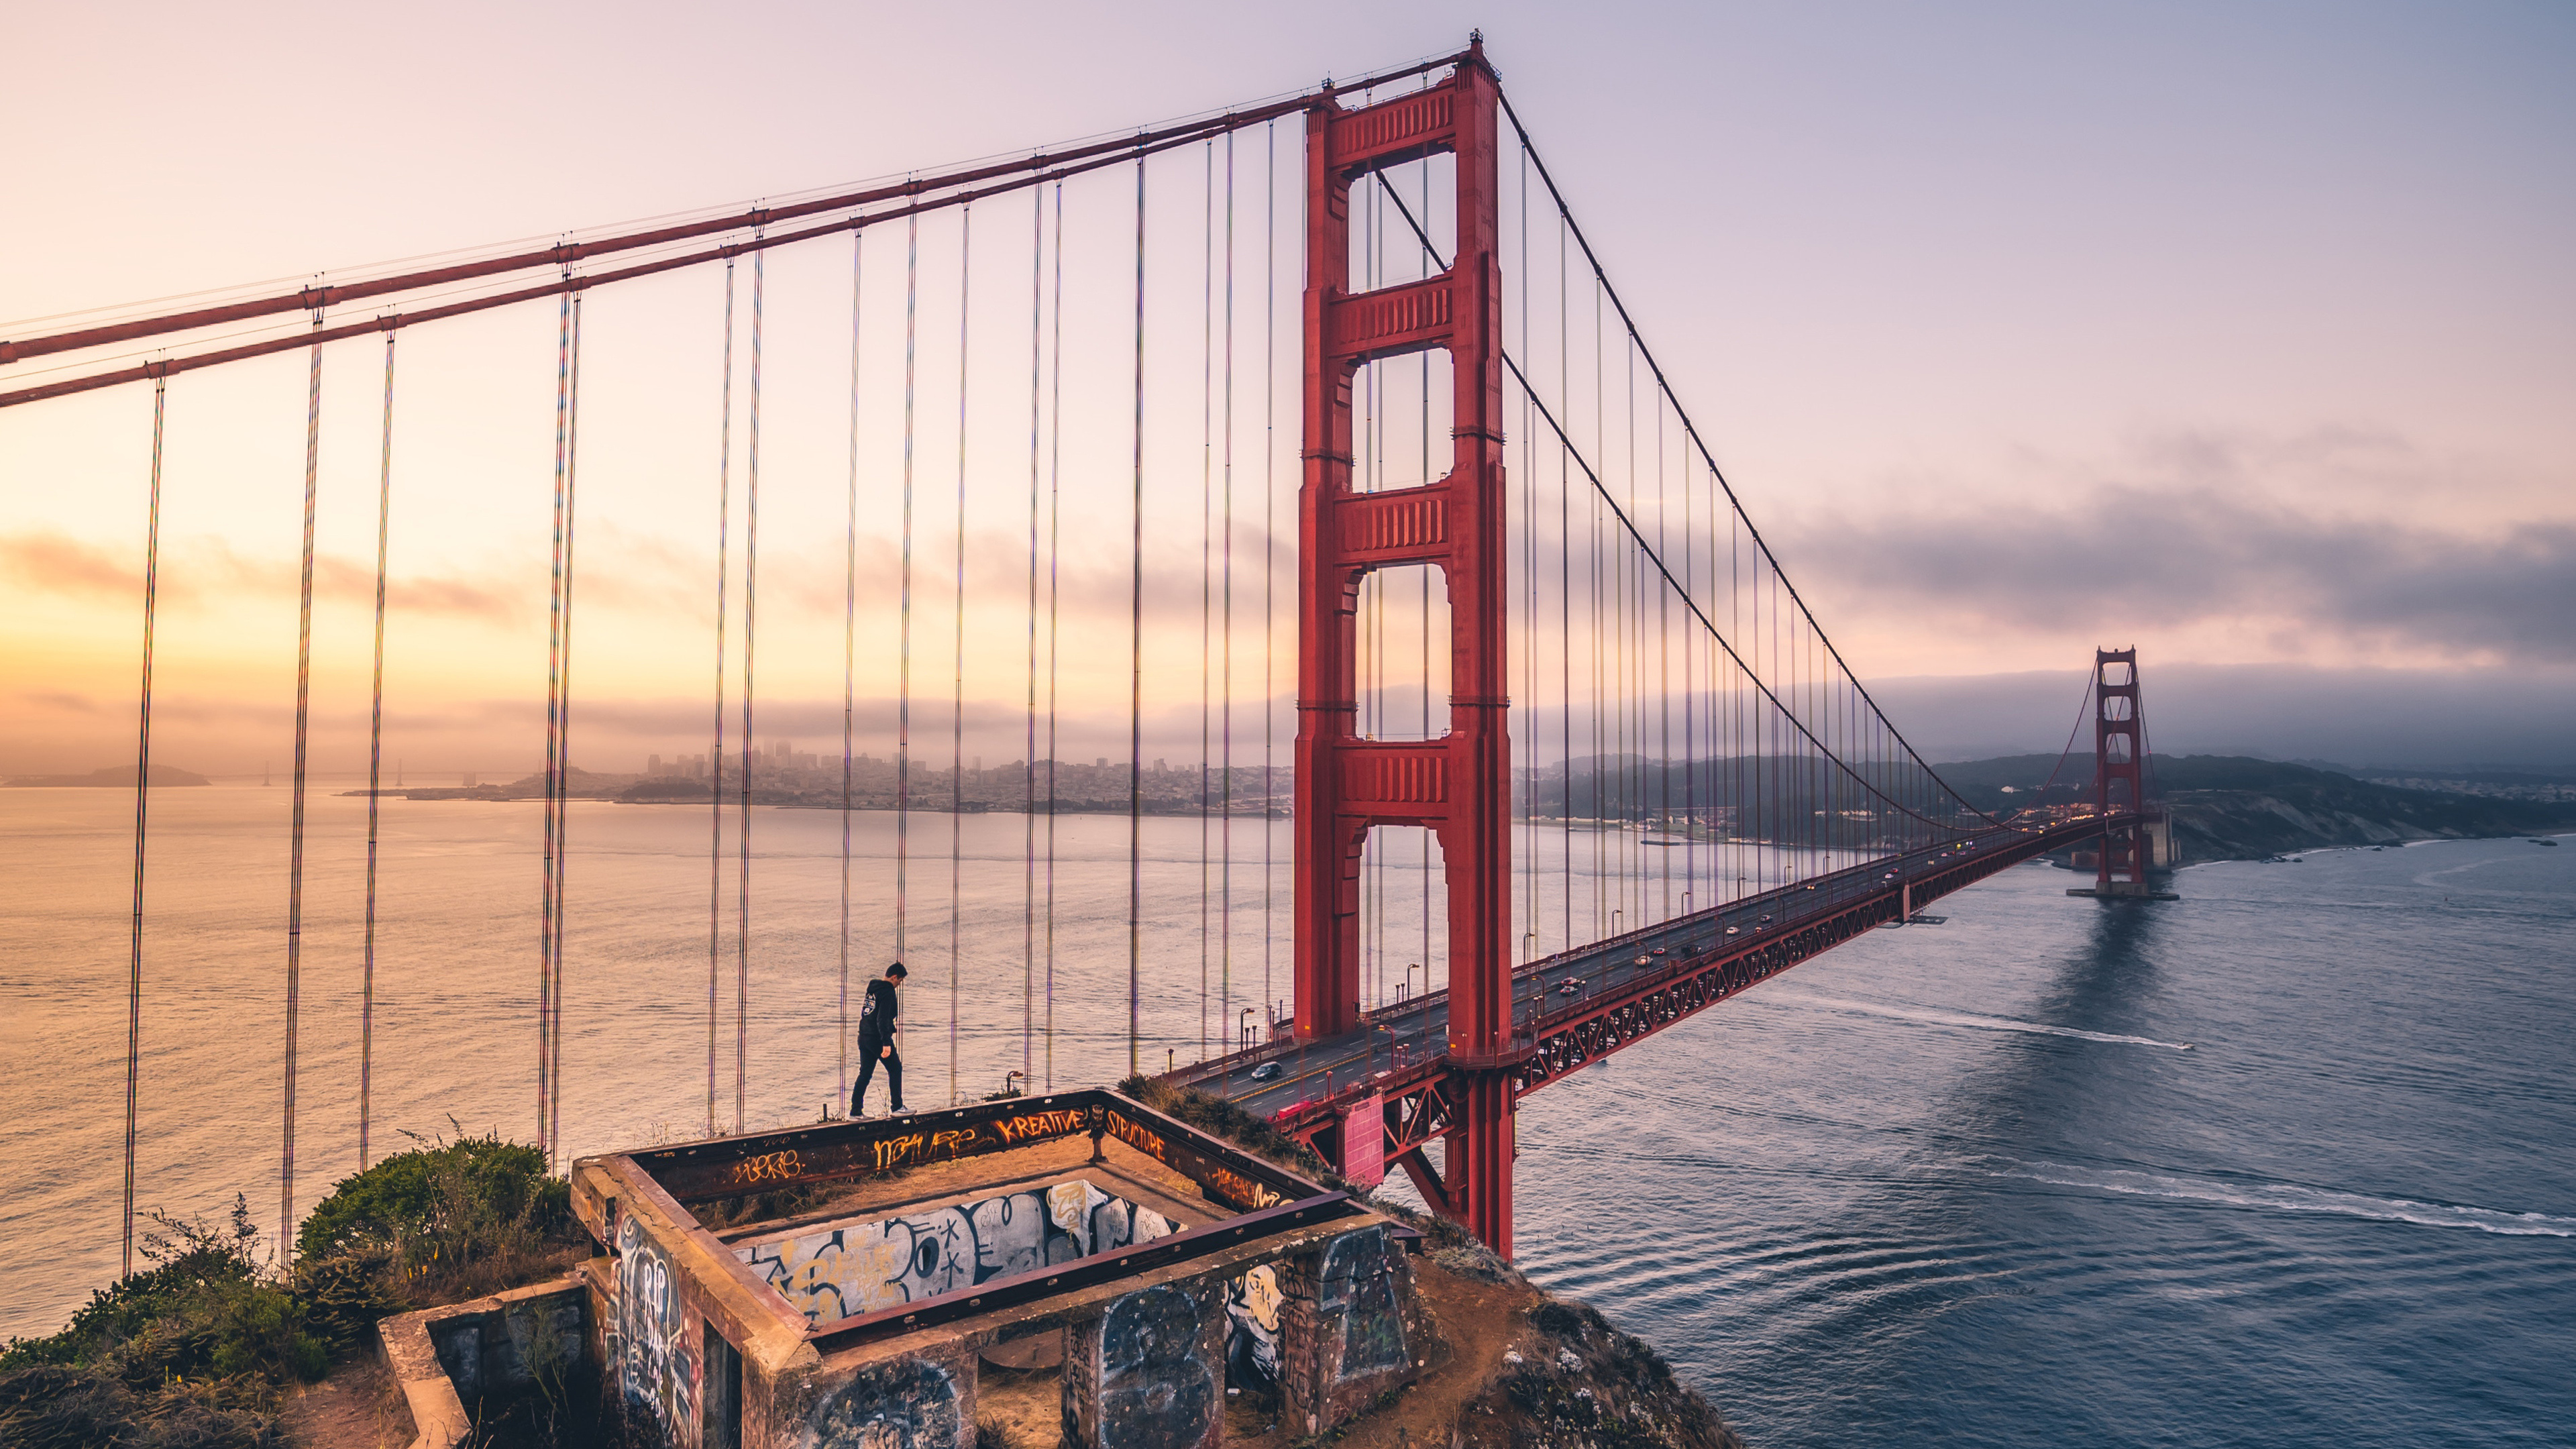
5, 0, 2571, 775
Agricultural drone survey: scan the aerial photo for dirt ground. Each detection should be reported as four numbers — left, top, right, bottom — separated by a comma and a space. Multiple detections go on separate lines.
278, 1349, 414, 1448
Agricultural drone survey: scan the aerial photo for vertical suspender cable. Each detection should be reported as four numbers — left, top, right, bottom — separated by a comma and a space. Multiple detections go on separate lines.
1025, 183, 1042, 1090
1556, 203, 1572, 951
1198, 138, 1212, 1065
361, 331, 393, 1169
121, 368, 167, 1279
1680, 393, 1694, 913
282, 311, 322, 1263
1262, 120, 1276, 1030
1128, 145, 1146, 1080
551, 292, 583, 1167
842, 230, 862, 1112
706, 258, 735, 1138
950, 205, 971, 1107
737, 240, 765, 1134
1045, 180, 1063, 1090
540, 286, 570, 1153
899, 213, 919, 973
1220, 126, 1235, 1050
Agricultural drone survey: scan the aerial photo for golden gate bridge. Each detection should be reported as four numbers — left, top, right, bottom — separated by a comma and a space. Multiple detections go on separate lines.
0, 37, 2165, 1273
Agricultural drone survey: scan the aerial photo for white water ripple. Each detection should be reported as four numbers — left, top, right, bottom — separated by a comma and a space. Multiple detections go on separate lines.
1994, 1161, 2576, 1236
1764, 991, 2198, 1051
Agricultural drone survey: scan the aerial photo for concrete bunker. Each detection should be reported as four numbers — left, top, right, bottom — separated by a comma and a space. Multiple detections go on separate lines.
557, 1089, 1422, 1449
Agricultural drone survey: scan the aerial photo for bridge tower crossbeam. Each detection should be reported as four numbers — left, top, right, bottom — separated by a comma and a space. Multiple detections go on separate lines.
1292, 44, 1517, 1252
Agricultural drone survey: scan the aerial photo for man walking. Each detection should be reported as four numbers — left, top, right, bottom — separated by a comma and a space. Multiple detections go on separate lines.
852, 961, 908, 1118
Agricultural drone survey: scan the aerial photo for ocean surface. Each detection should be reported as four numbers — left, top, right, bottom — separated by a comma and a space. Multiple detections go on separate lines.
4, 786, 2572, 1446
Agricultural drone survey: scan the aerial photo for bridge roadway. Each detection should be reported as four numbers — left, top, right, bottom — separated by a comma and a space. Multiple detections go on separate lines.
1161, 814, 2125, 1153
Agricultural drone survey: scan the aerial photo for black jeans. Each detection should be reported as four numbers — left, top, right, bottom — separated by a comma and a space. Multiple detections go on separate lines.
853, 1036, 904, 1115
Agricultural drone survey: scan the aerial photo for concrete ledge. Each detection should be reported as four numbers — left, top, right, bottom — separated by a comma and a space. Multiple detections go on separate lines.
376, 1302, 472, 1449
374, 1277, 587, 1449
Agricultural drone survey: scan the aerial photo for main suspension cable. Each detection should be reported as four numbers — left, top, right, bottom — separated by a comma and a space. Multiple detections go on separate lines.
1494, 95, 1990, 826
1373, 174, 1975, 837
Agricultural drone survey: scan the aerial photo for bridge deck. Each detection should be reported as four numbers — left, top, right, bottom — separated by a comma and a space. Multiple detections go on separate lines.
1162, 816, 2125, 1140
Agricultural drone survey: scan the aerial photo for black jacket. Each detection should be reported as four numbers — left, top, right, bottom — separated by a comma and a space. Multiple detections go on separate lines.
859, 979, 900, 1042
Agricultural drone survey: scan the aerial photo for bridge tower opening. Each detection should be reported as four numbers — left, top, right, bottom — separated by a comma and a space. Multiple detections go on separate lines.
1292, 44, 1517, 1252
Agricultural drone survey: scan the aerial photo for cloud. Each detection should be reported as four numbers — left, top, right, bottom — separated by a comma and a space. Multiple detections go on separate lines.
0, 529, 533, 624
1774, 431, 2576, 665
13, 690, 103, 715
0, 531, 140, 600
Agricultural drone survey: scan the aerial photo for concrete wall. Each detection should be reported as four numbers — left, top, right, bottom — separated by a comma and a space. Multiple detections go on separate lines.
793, 1341, 981, 1449
377, 1279, 588, 1449
1278, 1225, 1417, 1436
618, 1208, 710, 1448
733, 1179, 1178, 1328
1065, 1279, 1230, 1449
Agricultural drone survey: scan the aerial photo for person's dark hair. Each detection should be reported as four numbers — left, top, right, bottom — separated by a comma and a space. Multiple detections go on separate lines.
885, 961, 908, 980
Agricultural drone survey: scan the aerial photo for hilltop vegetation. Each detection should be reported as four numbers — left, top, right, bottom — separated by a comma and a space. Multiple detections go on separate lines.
0, 1133, 577, 1448
1933, 753, 2576, 861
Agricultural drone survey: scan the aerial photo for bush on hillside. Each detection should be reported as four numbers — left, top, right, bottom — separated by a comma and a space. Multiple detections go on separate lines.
297, 1130, 568, 1263
0, 1195, 321, 1433
1, 1132, 576, 1446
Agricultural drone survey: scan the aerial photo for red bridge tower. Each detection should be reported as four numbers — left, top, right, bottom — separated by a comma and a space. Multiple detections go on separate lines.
2090, 647, 2156, 896
1293, 46, 1517, 1252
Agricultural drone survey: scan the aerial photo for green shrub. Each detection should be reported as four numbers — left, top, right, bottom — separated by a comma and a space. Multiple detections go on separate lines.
296, 1130, 566, 1266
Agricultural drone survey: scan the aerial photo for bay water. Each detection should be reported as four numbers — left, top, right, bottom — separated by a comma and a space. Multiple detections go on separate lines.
3, 786, 2569, 1445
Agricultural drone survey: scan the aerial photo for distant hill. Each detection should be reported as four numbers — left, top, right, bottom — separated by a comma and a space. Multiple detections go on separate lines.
1931, 753, 2576, 861
2, 765, 210, 788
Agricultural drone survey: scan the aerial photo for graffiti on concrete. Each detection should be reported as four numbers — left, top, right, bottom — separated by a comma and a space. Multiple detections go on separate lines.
617, 1214, 700, 1447
738, 1178, 1179, 1328
1108, 1111, 1289, 1211
860, 1107, 1097, 1175
809, 1356, 964, 1449
1086, 1190, 1179, 1256
1096, 1283, 1218, 1449
1321, 1228, 1407, 1380
1225, 1265, 1283, 1395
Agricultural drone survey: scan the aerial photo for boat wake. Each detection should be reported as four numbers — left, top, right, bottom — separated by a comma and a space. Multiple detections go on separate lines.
1764, 991, 2196, 1051
1992, 1161, 2576, 1236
